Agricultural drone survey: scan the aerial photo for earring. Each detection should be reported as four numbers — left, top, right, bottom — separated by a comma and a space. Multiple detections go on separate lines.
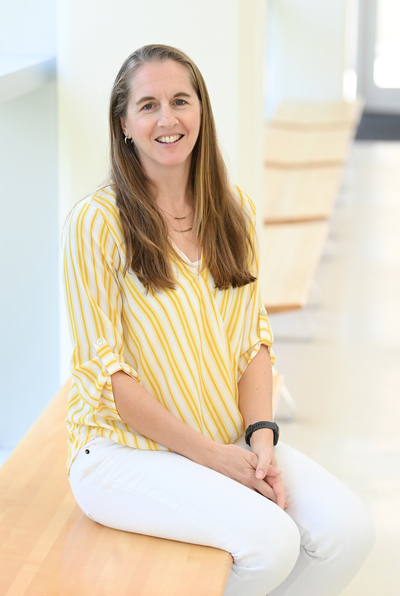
124, 136, 132, 146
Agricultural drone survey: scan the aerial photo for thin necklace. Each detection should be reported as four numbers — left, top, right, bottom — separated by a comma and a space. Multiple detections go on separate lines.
159, 205, 193, 233
173, 225, 193, 233
159, 206, 189, 220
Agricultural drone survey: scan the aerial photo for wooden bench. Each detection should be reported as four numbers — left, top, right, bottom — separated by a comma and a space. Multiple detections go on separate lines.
259, 221, 329, 313
263, 165, 343, 224
262, 99, 362, 222
264, 125, 353, 168
0, 380, 233, 596
259, 100, 361, 411
0, 377, 284, 595
268, 99, 364, 130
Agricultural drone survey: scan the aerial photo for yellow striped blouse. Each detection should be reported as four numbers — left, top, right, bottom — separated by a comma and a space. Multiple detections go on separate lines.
63, 185, 274, 472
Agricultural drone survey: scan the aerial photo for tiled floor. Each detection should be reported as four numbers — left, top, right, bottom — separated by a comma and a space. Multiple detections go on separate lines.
270, 141, 400, 595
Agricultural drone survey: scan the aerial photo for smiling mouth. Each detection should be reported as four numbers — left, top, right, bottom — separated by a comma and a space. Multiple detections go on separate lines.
155, 134, 184, 144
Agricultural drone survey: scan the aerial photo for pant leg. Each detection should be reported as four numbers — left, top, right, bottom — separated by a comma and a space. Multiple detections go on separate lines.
69, 437, 300, 596
266, 442, 376, 596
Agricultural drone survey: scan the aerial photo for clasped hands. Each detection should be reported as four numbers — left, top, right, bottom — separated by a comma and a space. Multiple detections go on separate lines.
250, 441, 288, 510
214, 439, 288, 510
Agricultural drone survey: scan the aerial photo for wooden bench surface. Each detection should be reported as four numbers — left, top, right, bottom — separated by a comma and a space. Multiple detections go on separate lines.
263, 166, 343, 223
264, 126, 353, 167
0, 381, 232, 596
260, 221, 329, 313
268, 99, 364, 130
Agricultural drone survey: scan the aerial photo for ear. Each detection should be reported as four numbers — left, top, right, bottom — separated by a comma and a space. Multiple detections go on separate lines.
120, 117, 128, 137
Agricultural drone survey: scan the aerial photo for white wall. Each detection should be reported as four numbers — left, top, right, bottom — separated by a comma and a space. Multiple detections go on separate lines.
343, 0, 359, 101
0, 0, 58, 450
238, 0, 267, 218
57, 0, 267, 381
0, 0, 56, 55
0, 82, 58, 448
265, 0, 351, 117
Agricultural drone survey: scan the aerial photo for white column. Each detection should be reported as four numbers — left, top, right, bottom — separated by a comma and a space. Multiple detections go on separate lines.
237, 0, 267, 221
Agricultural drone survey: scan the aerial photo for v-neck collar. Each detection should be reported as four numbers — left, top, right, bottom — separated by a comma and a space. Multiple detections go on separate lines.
169, 238, 202, 268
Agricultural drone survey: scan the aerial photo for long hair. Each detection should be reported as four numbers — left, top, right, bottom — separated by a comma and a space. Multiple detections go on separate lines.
109, 44, 256, 292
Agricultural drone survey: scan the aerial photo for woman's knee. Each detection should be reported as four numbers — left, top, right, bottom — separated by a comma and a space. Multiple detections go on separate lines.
310, 486, 375, 568
232, 506, 300, 591
266, 512, 301, 587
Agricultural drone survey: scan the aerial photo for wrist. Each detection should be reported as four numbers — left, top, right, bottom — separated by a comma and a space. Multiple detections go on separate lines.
249, 428, 275, 449
193, 436, 223, 469
245, 421, 280, 447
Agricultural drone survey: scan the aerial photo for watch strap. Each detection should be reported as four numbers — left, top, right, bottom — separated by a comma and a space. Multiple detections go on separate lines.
245, 421, 279, 446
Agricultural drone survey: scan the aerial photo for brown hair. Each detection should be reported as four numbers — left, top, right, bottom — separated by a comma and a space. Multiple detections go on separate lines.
109, 44, 256, 292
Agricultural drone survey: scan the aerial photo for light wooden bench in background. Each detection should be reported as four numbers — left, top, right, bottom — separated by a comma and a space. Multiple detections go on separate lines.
268, 99, 364, 130
263, 100, 362, 222
259, 221, 329, 314
259, 220, 328, 418
263, 166, 343, 224
264, 126, 353, 168
260, 99, 362, 416
0, 377, 283, 595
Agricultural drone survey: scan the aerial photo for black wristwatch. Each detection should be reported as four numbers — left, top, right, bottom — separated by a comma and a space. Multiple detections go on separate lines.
245, 421, 280, 446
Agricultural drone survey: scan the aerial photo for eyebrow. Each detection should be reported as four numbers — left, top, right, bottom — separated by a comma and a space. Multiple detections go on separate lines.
135, 92, 193, 106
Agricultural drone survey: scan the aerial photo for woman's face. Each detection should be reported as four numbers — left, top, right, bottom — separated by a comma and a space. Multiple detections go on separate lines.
121, 60, 202, 177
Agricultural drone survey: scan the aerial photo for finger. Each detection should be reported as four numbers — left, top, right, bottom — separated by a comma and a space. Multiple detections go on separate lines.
255, 456, 274, 479
267, 477, 287, 510
265, 466, 281, 477
256, 464, 281, 479
246, 452, 259, 470
275, 486, 286, 510
254, 479, 277, 502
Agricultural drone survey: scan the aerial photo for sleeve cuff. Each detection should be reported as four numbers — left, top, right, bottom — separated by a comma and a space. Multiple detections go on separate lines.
93, 337, 141, 381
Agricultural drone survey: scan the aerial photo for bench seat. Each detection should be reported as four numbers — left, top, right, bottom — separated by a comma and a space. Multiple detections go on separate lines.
263, 165, 343, 223
0, 381, 232, 596
0, 375, 285, 595
259, 221, 329, 313
268, 99, 364, 130
264, 126, 353, 168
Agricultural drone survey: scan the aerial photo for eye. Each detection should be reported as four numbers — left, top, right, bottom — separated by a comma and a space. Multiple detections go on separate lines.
174, 99, 187, 106
142, 103, 155, 111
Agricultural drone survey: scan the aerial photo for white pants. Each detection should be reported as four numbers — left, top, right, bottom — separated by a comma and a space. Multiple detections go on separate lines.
69, 436, 375, 596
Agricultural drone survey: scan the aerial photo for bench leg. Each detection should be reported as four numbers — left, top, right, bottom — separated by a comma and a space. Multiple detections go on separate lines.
270, 310, 316, 341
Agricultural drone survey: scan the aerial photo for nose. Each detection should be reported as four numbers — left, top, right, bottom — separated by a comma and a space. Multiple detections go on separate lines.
157, 105, 179, 128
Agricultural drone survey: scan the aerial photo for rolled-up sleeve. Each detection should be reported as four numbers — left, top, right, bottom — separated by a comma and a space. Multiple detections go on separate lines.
237, 282, 275, 379
63, 201, 141, 421
237, 191, 275, 379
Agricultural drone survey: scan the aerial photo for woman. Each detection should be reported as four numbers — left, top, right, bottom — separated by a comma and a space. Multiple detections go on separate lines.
63, 44, 374, 596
